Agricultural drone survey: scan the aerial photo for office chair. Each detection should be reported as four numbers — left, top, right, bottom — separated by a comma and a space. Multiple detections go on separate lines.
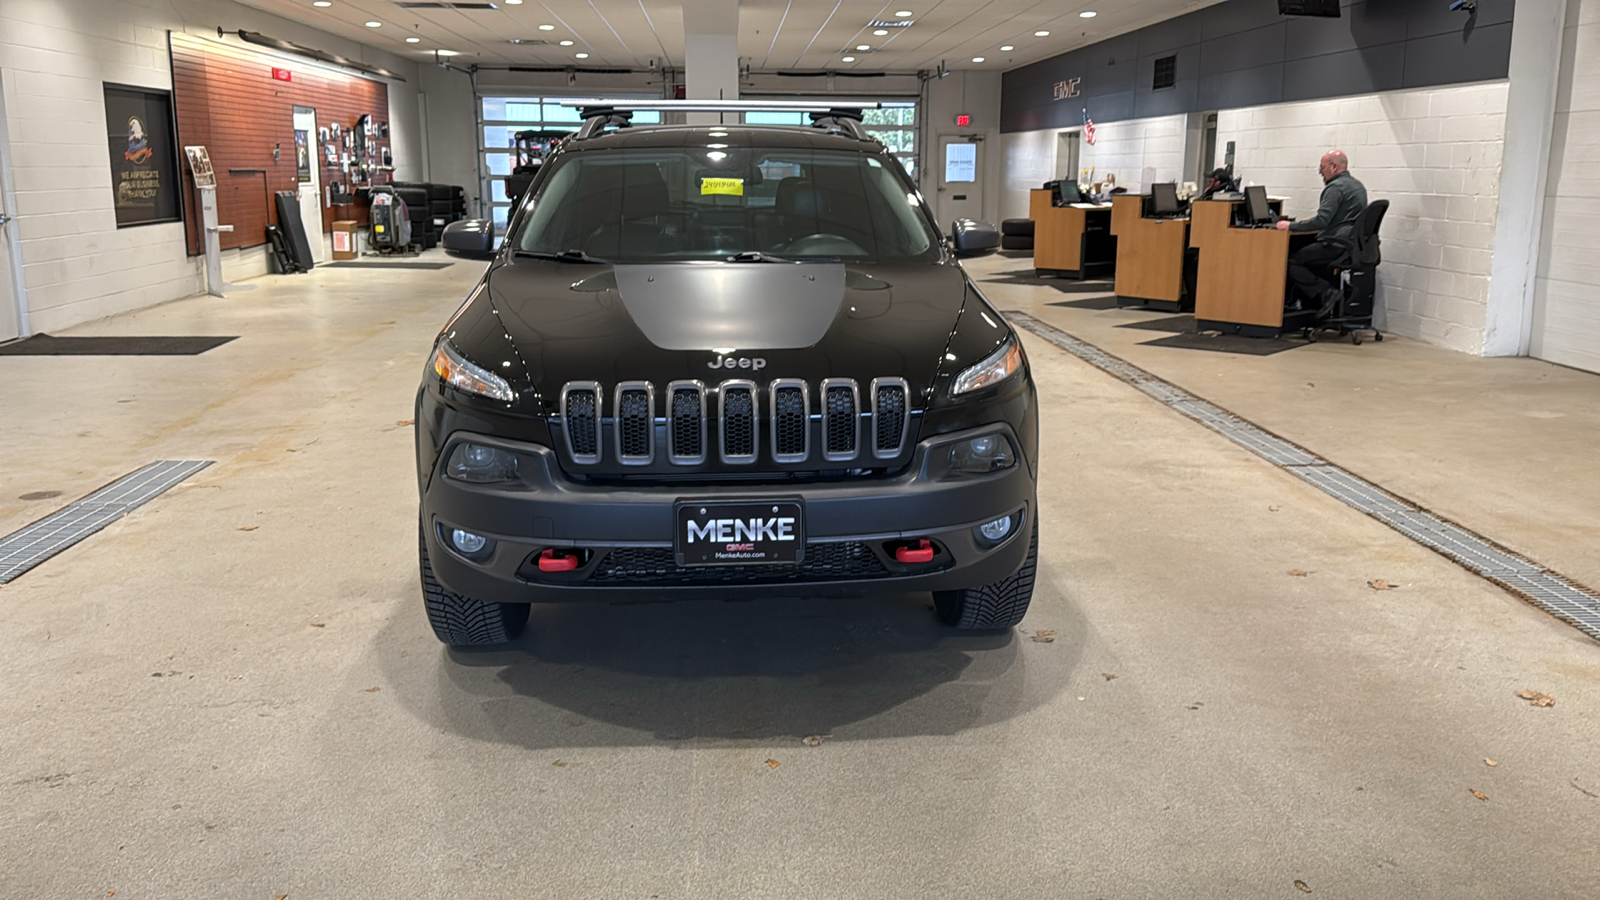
1305, 199, 1388, 345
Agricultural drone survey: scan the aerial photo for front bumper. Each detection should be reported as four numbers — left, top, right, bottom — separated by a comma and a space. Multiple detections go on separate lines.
421, 425, 1036, 604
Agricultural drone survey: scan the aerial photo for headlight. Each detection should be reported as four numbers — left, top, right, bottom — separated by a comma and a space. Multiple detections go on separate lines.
433, 341, 516, 402
925, 431, 1017, 481
446, 442, 520, 483
952, 337, 1023, 395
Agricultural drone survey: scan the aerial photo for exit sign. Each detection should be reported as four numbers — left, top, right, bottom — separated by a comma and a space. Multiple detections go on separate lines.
955, 113, 971, 127
272, 67, 292, 82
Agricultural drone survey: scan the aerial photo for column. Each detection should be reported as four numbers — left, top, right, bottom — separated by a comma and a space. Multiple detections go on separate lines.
682, 0, 740, 125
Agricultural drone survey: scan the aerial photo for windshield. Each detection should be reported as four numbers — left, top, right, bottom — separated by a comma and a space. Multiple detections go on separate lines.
511, 144, 941, 263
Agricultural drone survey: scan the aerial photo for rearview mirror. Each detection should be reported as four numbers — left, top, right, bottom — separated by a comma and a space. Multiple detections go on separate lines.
442, 219, 496, 260
951, 218, 1000, 258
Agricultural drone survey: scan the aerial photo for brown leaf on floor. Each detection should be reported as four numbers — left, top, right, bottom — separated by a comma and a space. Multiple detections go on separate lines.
1294, 880, 1312, 893
552, 760, 567, 768
276, 895, 288, 900
285, 447, 301, 453
1571, 779, 1598, 799
1268, 505, 1280, 512
1515, 689, 1556, 707
1470, 789, 1488, 801
1186, 701, 1205, 710
1288, 569, 1311, 577
1102, 673, 1118, 681
364, 686, 381, 693
237, 525, 259, 532
802, 735, 823, 747
1306, 382, 1315, 388
1367, 579, 1395, 590
1484, 758, 1497, 767
396, 419, 415, 427
1031, 629, 1057, 643
309, 622, 325, 628
765, 758, 781, 769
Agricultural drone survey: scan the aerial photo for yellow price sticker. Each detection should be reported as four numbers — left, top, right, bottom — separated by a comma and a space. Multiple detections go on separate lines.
700, 177, 745, 197
374, 224, 385, 233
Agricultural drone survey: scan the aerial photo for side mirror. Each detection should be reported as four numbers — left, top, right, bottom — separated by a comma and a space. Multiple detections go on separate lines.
442, 219, 495, 260
951, 218, 1000, 258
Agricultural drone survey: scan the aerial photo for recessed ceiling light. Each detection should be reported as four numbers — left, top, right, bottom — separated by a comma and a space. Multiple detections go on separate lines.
972, 56, 985, 62
1080, 10, 1097, 17
406, 37, 421, 43
436, 49, 458, 56
312, 1, 331, 7
1034, 30, 1050, 36
505, 0, 523, 4
559, 40, 573, 46
539, 24, 555, 30
841, 56, 856, 62
873, 29, 888, 36
575, 52, 589, 59
365, 21, 382, 28
895, 10, 913, 16
1001, 45, 1014, 51
856, 44, 870, 50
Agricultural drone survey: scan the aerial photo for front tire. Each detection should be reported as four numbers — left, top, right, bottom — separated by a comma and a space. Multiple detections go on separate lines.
933, 520, 1038, 630
420, 528, 529, 646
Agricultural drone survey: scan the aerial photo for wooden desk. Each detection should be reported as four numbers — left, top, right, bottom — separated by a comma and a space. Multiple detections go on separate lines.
1188, 198, 1307, 336
1110, 194, 1189, 310
1030, 189, 1115, 279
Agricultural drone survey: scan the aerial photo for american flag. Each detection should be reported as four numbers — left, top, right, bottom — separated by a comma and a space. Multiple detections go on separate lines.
1082, 108, 1096, 145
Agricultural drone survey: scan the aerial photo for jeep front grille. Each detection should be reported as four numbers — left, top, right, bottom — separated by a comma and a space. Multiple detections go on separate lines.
555, 377, 914, 468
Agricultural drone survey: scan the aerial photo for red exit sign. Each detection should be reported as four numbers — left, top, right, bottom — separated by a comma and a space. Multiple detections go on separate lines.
272, 67, 292, 82
955, 113, 971, 127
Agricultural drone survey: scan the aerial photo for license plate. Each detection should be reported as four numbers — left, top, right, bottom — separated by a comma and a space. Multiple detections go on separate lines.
675, 500, 804, 566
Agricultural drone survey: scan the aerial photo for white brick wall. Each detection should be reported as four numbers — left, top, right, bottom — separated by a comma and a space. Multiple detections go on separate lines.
1218, 82, 1509, 352
1000, 114, 1188, 221
0, 0, 420, 335
1531, 0, 1600, 374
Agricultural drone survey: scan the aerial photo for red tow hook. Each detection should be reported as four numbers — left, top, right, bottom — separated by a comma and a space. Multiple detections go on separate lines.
894, 540, 936, 564
537, 548, 581, 572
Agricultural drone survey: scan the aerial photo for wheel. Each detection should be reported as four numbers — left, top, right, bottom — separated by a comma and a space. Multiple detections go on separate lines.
933, 520, 1038, 630
419, 527, 529, 646
1373, 331, 1384, 342
1304, 327, 1317, 343
1352, 333, 1362, 345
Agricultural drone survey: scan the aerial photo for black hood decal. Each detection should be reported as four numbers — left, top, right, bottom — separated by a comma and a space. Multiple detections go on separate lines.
612, 263, 847, 351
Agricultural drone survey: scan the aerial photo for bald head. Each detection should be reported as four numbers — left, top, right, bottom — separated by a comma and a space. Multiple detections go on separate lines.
1318, 150, 1349, 183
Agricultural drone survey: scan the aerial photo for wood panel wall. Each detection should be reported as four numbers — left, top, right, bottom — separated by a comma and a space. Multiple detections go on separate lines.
170, 32, 392, 254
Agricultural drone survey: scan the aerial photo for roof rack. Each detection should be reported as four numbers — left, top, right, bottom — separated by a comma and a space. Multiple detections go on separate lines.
561, 99, 885, 140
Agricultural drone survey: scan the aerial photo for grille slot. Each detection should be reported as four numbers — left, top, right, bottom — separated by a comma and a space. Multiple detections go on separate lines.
769, 379, 810, 463
589, 542, 891, 585
822, 378, 860, 461
613, 381, 654, 464
667, 380, 707, 464
718, 380, 758, 464
560, 382, 601, 464
871, 377, 910, 458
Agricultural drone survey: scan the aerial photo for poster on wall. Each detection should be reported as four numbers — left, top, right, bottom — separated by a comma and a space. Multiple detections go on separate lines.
294, 130, 311, 183
103, 83, 181, 227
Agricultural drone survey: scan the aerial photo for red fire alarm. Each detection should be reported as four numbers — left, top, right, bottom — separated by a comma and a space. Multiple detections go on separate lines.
674, 84, 687, 99
272, 67, 292, 82
955, 113, 971, 127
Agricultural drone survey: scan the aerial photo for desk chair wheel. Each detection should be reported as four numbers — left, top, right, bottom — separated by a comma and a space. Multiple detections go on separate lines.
1303, 327, 1317, 343
1351, 333, 1362, 346
1374, 331, 1384, 342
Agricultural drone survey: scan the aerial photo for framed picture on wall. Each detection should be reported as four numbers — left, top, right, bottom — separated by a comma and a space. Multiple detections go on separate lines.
103, 83, 183, 227
183, 145, 215, 188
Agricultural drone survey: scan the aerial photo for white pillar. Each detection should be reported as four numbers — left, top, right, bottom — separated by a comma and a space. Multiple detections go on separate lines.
682, 0, 739, 125
1483, 0, 1569, 356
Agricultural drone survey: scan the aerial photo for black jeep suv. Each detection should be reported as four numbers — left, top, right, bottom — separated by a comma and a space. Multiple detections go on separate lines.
415, 106, 1039, 646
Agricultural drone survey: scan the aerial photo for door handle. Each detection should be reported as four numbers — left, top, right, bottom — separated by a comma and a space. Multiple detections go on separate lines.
0, 213, 11, 227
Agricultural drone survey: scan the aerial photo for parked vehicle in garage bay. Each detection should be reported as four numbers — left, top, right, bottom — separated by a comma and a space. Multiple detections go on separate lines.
415, 101, 1038, 646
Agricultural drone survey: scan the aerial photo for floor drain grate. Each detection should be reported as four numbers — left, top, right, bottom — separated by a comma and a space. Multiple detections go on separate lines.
1007, 310, 1600, 642
0, 460, 213, 584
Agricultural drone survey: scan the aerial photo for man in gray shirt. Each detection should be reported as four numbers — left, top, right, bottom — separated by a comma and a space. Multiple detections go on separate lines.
1276, 149, 1367, 315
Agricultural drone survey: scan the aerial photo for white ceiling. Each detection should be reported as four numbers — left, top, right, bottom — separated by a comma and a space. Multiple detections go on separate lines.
233, 0, 1226, 72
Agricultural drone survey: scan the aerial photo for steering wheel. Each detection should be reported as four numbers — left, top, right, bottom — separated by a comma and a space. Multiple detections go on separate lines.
774, 233, 868, 257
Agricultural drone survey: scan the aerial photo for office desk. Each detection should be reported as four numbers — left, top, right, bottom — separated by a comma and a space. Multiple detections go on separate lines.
1188, 198, 1311, 336
1029, 189, 1115, 279
1110, 194, 1190, 310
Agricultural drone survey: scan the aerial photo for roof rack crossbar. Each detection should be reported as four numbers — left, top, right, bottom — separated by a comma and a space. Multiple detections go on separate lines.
563, 99, 887, 141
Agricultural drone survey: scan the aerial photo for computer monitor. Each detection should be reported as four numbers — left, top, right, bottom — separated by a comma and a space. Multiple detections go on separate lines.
1150, 182, 1180, 216
1050, 179, 1081, 206
1244, 185, 1271, 224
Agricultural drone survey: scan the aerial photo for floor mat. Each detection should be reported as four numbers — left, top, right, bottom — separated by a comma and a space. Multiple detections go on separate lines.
0, 334, 238, 356
321, 261, 454, 269
1117, 314, 1195, 333
1048, 296, 1121, 310
1137, 331, 1306, 356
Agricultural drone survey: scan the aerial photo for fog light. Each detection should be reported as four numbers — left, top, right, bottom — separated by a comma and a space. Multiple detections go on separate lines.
979, 516, 1013, 542
447, 441, 519, 483
451, 528, 488, 555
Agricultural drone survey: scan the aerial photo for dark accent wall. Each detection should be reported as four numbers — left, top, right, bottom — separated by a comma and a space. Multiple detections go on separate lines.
1001, 0, 1515, 133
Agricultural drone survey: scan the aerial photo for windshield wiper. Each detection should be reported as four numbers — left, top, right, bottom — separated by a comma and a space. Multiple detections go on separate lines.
515, 249, 608, 264
726, 251, 838, 264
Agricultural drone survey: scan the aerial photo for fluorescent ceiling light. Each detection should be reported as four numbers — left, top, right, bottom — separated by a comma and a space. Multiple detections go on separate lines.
539, 24, 555, 30
365, 21, 381, 28
856, 44, 870, 50
506, 0, 523, 4
1080, 10, 1097, 17
1000, 45, 1013, 51
895, 10, 913, 16
436, 49, 458, 56
873, 29, 888, 36
312, 1, 332, 7
559, 40, 573, 46
841, 56, 856, 62
406, 37, 421, 43
1034, 30, 1050, 36
972, 56, 985, 62
575, 52, 589, 58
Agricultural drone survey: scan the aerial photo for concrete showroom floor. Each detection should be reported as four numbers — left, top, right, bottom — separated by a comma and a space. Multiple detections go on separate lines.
1, 250, 1597, 899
